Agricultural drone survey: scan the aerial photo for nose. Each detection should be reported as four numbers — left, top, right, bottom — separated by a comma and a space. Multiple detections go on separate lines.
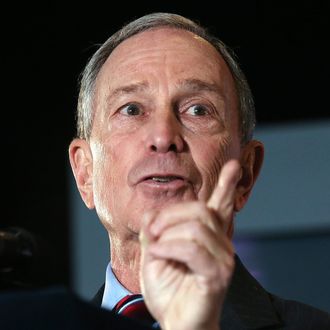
145, 110, 184, 153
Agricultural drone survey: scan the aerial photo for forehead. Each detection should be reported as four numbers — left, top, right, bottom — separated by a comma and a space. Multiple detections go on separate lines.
110, 27, 221, 64
97, 27, 235, 92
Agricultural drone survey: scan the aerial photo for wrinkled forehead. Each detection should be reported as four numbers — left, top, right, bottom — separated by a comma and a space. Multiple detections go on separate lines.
105, 27, 227, 75
111, 27, 216, 58
97, 27, 236, 98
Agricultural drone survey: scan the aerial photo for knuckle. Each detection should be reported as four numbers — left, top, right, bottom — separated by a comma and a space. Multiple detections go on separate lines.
188, 241, 200, 256
190, 221, 204, 235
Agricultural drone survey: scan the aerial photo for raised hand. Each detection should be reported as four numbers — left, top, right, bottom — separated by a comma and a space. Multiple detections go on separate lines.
139, 159, 241, 330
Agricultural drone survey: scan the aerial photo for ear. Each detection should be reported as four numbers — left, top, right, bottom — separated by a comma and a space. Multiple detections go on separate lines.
234, 140, 264, 212
68, 138, 95, 209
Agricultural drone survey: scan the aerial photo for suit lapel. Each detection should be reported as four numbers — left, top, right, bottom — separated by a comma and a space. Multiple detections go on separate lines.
91, 283, 105, 307
221, 255, 283, 329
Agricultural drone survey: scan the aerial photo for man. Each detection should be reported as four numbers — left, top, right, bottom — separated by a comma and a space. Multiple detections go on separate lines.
69, 12, 330, 329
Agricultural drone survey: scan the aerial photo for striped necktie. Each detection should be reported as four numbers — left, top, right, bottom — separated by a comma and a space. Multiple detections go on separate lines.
113, 294, 158, 327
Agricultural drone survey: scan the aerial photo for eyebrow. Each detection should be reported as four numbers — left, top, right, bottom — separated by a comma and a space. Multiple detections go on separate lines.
108, 82, 149, 99
176, 78, 223, 95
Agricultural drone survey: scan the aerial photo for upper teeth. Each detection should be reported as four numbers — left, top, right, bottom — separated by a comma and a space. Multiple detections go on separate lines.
152, 176, 174, 182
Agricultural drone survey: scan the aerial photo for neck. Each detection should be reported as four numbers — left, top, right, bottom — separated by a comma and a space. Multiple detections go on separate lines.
109, 233, 141, 293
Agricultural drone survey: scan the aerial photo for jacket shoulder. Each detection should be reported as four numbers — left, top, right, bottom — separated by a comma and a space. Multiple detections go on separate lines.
270, 293, 330, 329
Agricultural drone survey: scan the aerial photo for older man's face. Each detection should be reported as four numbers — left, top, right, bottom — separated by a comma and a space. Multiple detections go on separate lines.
89, 27, 241, 237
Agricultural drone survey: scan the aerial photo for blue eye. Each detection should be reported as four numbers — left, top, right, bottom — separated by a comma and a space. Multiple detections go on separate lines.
186, 104, 208, 116
120, 103, 142, 116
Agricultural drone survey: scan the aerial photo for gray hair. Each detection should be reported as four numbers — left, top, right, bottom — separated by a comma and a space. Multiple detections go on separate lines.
76, 12, 256, 144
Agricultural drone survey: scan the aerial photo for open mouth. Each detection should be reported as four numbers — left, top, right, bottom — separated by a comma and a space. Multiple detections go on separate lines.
146, 176, 183, 183
136, 173, 193, 196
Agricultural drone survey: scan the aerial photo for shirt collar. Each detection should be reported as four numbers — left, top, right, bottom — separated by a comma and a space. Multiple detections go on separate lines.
101, 262, 131, 311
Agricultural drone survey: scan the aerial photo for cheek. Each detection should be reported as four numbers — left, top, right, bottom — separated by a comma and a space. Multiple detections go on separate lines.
95, 141, 127, 188
91, 140, 121, 204
92, 149, 114, 214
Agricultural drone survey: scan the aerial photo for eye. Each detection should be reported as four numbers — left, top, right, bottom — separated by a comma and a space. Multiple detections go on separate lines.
120, 103, 143, 116
185, 104, 208, 116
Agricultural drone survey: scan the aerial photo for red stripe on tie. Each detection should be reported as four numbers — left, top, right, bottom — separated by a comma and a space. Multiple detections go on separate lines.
113, 294, 155, 325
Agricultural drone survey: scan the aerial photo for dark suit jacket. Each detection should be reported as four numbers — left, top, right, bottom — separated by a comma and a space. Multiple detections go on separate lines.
92, 255, 330, 329
0, 286, 152, 330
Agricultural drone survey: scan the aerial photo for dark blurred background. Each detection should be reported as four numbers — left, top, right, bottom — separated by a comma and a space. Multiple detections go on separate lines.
1, 0, 329, 310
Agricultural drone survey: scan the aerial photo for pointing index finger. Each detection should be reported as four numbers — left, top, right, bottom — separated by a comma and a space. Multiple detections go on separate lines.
207, 159, 241, 221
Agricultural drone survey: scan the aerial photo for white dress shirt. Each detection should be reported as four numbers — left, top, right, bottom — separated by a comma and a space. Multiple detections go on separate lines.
101, 262, 131, 310
101, 262, 160, 328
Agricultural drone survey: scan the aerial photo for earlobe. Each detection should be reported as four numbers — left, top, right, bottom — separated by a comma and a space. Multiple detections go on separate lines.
234, 140, 264, 212
68, 138, 95, 209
